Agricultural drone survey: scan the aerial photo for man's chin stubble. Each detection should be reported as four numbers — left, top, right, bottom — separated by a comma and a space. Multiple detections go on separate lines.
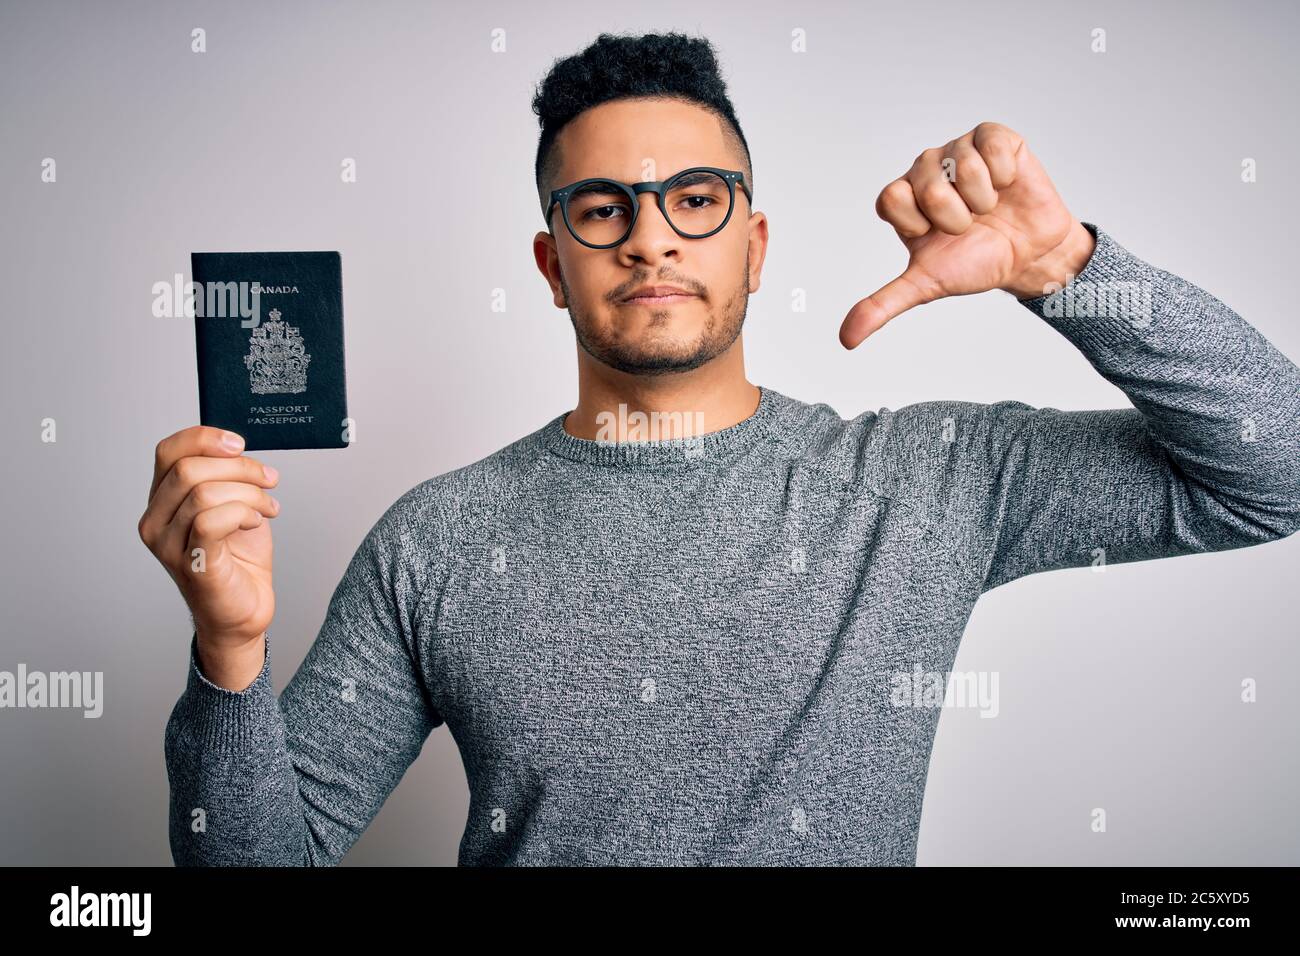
568, 288, 748, 377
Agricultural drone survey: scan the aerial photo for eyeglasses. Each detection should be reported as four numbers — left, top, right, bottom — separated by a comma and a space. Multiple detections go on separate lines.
545, 166, 753, 249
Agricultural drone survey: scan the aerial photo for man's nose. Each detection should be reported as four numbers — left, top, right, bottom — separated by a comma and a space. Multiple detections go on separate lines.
620, 192, 680, 255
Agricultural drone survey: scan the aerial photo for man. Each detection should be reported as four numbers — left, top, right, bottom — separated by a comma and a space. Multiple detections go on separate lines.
143, 32, 1300, 865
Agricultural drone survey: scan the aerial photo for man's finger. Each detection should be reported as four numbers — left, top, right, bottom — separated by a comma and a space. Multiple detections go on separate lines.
908, 170, 972, 236
943, 138, 998, 215
185, 500, 265, 573
972, 122, 1021, 189
146, 455, 280, 534
875, 179, 931, 238
839, 269, 933, 349
151, 426, 247, 501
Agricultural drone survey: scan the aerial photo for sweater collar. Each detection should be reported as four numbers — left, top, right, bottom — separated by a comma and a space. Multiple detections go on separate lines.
538, 385, 790, 468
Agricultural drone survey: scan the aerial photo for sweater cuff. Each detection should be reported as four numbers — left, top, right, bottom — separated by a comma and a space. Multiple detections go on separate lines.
173, 630, 279, 750
1016, 221, 1166, 351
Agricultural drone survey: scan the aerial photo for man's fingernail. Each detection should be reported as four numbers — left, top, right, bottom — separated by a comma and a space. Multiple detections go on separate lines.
222, 431, 245, 452
264, 465, 279, 482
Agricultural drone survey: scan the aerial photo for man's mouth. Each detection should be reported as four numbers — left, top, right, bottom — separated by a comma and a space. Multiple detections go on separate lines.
620, 285, 699, 306
622, 292, 698, 306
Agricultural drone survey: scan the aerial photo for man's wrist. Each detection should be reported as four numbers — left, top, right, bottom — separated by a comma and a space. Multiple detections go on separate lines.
194, 629, 268, 693
1004, 219, 1097, 300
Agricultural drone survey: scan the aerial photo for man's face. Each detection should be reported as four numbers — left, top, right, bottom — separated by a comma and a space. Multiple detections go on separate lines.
534, 97, 767, 377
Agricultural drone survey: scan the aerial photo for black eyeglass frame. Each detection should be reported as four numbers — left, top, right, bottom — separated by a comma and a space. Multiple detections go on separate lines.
545, 166, 753, 249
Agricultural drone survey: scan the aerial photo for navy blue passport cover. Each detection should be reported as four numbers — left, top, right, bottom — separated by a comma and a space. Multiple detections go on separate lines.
191, 251, 348, 451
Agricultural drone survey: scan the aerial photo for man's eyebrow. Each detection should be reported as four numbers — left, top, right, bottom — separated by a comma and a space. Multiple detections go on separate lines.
568, 169, 728, 190
571, 179, 627, 194
667, 170, 721, 187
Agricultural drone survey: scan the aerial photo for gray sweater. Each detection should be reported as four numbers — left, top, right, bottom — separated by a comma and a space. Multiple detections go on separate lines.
164, 223, 1300, 865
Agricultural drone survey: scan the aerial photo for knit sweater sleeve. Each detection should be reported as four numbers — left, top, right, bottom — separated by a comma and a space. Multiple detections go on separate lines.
954, 221, 1300, 593
163, 489, 442, 865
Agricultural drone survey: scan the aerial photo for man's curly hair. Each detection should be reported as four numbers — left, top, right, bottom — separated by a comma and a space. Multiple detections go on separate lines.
532, 31, 753, 220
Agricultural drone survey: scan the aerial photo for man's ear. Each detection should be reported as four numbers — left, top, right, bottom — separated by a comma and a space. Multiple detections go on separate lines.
747, 211, 769, 294
532, 230, 566, 307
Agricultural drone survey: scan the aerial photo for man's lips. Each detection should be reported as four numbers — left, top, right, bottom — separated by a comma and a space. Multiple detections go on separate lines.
621, 292, 698, 306
620, 285, 700, 306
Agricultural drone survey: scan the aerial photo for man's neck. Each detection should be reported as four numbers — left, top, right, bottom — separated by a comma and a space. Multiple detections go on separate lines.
563, 341, 761, 442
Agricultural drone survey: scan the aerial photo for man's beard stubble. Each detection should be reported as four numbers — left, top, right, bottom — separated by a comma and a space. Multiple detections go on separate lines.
561, 262, 750, 377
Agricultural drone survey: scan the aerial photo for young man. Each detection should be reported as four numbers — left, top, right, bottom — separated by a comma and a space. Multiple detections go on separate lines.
145, 32, 1300, 865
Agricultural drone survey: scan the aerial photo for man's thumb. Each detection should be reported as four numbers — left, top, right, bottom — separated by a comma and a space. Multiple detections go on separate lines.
839, 268, 932, 349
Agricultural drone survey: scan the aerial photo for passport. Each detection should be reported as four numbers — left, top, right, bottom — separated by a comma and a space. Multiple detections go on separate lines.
191, 250, 349, 451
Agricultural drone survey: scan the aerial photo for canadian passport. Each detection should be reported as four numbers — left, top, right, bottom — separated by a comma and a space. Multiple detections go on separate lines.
191, 250, 348, 451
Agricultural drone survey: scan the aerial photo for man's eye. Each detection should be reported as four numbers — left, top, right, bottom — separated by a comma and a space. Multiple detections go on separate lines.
677, 195, 716, 210
583, 204, 626, 221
